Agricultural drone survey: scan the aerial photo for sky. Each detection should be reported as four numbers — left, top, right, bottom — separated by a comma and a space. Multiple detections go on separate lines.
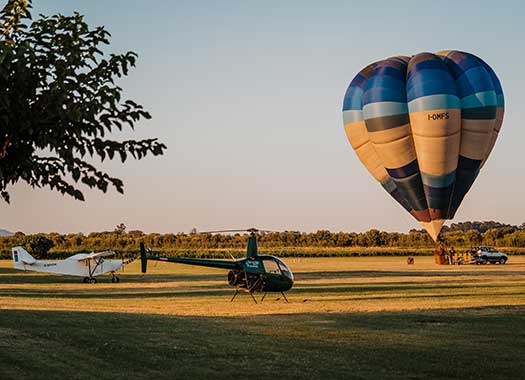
1, 0, 524, 234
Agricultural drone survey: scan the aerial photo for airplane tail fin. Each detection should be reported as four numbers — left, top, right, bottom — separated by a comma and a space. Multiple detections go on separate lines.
139, 243, 148, 274
12, 246, 37, 268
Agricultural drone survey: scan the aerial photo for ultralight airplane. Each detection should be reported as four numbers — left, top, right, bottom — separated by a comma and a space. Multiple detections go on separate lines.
11, 246, 134, 283
140, 228, 294, 303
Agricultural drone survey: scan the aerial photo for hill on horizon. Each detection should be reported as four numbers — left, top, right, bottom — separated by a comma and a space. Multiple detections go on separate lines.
0, 229, 13, 237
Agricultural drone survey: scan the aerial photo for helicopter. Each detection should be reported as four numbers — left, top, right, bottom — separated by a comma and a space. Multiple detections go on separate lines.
139, 228, 294, 303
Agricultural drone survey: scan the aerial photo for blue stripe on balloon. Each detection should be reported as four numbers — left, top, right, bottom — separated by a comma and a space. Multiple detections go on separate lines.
461, 91, 497, 109
456, 53, 482, 72
363, 101, 408, 120
365, 75, 406, 91
497, 94, 504, 107
454, 55, 481, 73
372, 66, 406, 82
386, 160, 419, 179
363, 85, 407, 104
407, 73, 457, 101
440, 54, 481, 79
407, 69, 454, 87
342, 86, 363, 111
421, 171, 456, 188
407, 60, 448, 80
456, 66, 494, 96
364, 75, 406, 102
479, 60, 504, 95
351, 73, 368, 89
342, 110, 363, 124
408, 94, 460, 112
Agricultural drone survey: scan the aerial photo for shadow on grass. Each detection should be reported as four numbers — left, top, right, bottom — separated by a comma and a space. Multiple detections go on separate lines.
0, 279, 522, 301
0, 271, 226, 284
297, 268, 525, 280
0, 287, 236, 299
1, 289, 521, 302
0, 306, 524, 380
2, 266, 524, 286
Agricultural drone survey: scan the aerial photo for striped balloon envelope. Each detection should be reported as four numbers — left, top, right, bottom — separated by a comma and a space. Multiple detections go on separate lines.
342, 51, 504, 241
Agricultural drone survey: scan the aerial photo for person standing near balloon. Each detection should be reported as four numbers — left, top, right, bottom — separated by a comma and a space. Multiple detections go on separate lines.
449, 246, 456, 265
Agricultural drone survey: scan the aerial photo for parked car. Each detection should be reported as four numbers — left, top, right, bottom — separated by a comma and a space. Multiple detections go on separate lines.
475, 246, 508, 264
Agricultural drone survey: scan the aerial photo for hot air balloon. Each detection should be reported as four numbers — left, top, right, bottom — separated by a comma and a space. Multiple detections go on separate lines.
342, 51, 504, 241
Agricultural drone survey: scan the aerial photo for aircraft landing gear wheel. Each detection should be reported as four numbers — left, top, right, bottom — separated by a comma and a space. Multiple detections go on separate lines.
111, 276, 120, 283
89, 277, 97, 284
83, 277, 90, 283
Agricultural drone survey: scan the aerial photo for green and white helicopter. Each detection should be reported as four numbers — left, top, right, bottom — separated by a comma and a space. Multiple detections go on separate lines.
140, 228, 294, 303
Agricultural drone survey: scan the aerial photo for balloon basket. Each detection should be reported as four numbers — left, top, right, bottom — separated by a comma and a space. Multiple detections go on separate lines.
434, 244, 451, 265
434, 253, 450, 265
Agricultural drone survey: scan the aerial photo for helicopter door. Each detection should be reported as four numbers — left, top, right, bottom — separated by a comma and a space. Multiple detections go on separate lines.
261, 258, 281, 275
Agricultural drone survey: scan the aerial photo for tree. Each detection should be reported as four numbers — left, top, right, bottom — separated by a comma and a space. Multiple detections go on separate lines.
0, 0, 166, 202
127, 230, 144, 238
465, 230, 482, 246
114, 223, 126, 235
363, 229, 382, 247
22, 234, 54, 258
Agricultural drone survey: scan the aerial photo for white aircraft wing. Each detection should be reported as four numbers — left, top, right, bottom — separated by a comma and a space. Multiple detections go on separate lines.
75, 250, 116, 262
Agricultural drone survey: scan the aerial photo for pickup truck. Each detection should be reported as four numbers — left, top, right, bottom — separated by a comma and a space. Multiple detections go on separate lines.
474, 246, 508, 264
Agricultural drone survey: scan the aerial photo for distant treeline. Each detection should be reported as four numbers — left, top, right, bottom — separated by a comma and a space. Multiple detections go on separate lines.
1, 221, 524, 259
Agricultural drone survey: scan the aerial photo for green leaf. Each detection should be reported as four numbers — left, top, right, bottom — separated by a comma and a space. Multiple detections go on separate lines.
0, 5, 165, 203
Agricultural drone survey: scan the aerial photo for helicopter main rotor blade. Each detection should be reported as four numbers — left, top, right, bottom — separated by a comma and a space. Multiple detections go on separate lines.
198, 229, 251, 234
196, 228, 278, 234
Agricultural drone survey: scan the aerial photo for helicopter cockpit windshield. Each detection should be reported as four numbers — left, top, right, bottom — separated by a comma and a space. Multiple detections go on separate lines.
261, 257, 294, 281
275, 258, 294, 281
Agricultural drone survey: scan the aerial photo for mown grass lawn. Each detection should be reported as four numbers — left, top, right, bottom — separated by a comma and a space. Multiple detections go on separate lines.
0, 257, 524, 379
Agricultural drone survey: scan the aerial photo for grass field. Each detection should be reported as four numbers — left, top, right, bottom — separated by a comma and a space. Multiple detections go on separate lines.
1, 257, 524, 379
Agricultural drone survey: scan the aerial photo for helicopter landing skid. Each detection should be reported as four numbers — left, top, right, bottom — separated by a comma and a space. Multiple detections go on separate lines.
231, 276, 265, 304
230, 288, 259, 304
